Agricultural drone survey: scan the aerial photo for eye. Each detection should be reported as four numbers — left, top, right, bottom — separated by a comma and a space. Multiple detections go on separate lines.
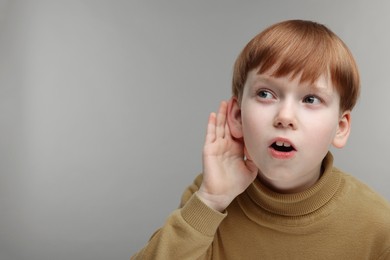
303, 95, 321, 104
257, 90, 274, 99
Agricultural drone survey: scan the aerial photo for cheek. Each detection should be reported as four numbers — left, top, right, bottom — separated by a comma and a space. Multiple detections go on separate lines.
303, 115, 339, 146
241, 110, 270, 155
241, 109, 268, 140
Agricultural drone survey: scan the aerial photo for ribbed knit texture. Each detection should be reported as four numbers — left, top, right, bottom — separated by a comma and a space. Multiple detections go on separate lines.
246, 153, 339, 216
181, 193, 226, 237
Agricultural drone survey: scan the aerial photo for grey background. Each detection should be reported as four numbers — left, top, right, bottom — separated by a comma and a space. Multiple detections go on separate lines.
0, 1, 389, 259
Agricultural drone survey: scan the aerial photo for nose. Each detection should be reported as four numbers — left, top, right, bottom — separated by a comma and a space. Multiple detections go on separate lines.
273, 100, 297, 130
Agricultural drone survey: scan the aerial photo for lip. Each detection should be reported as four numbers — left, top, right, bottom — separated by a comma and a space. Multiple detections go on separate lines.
268, 137, 297, 159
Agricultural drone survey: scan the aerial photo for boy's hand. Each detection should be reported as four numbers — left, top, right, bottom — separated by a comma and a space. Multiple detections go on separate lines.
197, 100, 258, 212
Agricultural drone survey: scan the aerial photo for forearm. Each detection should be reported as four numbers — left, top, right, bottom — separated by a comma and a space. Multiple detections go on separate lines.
131, 193, 226, 260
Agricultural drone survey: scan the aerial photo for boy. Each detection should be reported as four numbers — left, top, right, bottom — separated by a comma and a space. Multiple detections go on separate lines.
131, 20, 390, 259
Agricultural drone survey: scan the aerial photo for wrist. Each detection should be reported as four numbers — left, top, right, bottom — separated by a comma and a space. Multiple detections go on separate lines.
196, 190, 232, 212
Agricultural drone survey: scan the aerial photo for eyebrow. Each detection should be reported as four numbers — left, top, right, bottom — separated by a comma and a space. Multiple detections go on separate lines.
254, 73, 332, 93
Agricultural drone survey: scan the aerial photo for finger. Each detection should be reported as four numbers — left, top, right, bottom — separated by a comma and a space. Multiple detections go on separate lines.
205, 112, 216, 144
216, 101, 228, 139
224, 118, 232, 140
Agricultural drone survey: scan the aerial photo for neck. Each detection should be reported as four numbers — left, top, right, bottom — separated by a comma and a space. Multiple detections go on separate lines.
241, 153, 341, 217
256, 163, 323, 194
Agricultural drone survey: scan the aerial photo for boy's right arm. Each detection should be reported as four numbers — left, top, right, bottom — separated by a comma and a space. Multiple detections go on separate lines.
130, 176, 226, 260
131, 100, 258, 259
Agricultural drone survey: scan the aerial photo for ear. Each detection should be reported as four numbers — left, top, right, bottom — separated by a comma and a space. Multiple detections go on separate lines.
227, 97, 243, 139
332, 110, 351, 148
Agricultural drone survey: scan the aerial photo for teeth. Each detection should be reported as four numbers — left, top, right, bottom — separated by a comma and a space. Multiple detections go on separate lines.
276, 141, 291, 147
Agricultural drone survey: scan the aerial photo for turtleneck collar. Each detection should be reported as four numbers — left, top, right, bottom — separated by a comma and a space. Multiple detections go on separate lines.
238, 152, 343, 220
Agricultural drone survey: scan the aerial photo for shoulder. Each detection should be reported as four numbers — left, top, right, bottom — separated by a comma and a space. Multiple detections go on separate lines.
335, 168, 390, 226
337, 168, 389, 208
334, 168, 390, 256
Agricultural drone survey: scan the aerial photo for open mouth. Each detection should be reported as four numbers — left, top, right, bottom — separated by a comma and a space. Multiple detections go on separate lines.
270, 141, 296, 152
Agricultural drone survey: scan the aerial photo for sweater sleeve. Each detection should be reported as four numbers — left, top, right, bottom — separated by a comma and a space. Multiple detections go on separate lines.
131, 175, 227, 260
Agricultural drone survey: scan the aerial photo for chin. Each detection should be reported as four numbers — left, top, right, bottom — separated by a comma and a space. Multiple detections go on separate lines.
258, 169, 303, 188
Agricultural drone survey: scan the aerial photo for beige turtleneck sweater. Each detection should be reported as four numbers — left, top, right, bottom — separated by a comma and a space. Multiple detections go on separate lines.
131, 153, 390, 259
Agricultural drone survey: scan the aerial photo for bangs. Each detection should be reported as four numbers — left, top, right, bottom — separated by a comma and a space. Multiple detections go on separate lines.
256, 22, 333, 84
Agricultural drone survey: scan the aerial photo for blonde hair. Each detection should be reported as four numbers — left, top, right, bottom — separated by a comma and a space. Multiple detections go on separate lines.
232, 20, 360, 111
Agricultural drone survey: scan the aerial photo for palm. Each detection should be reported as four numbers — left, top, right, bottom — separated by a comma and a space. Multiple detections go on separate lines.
198, 101, 258, 211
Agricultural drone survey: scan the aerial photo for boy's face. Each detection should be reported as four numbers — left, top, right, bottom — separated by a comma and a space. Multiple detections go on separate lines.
229, 68, 351, 193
